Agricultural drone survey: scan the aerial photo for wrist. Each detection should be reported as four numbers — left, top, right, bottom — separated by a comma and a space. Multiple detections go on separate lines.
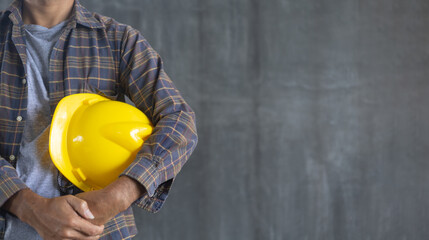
104, 176, 145, 212
3, 188, 43, 222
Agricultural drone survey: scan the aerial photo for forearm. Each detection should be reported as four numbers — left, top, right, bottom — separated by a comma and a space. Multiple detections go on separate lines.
103, 176, 146, 212
2, 188, 38, 221
74, 176, 146, 226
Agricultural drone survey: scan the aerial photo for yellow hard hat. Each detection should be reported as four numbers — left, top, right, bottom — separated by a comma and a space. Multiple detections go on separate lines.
49, 93, 153, 192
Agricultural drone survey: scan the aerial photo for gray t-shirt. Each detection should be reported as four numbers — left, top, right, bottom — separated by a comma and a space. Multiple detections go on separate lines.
4, 20, 69, 240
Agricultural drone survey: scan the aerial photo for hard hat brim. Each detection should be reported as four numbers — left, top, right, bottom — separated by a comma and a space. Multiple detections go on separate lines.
49, 93, 109, 192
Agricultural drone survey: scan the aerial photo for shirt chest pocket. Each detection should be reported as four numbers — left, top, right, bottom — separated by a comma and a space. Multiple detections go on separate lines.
65, 54, 121, 100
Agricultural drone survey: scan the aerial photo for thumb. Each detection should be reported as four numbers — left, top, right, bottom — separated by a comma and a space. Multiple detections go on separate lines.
66, 196, 95, 220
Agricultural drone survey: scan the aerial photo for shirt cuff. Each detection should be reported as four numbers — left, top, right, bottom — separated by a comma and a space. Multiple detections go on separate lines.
120, 155, 160, 198
0, 163, 28, 207
132, 178, 173, 213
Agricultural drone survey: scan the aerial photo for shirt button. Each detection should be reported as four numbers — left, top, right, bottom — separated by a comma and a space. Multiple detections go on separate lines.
22, 78, 27, 85
9, 155, 15, 161
16, 116, 22, 122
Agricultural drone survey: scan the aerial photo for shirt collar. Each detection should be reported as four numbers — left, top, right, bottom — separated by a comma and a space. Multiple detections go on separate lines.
6, 0, 104, 29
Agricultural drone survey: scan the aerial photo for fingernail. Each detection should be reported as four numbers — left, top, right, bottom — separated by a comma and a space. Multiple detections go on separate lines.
85, 209, 95, 219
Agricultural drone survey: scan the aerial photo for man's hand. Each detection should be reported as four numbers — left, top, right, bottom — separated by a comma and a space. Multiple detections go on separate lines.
3, 188, 104, 240
76, 176, 146, 225
75, 188, 123, 226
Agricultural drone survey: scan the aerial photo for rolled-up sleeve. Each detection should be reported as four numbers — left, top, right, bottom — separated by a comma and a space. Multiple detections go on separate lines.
0, 159, 28, 207
118, 26, 198, 213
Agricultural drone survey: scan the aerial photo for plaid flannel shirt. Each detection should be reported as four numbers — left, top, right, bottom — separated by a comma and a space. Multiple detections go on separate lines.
0, 0, 198, 239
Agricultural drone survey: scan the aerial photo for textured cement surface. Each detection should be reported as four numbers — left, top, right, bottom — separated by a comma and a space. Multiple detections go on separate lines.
2, 0, 429, 239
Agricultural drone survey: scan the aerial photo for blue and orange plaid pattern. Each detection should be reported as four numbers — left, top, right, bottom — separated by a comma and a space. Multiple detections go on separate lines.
0, 0, 198, 239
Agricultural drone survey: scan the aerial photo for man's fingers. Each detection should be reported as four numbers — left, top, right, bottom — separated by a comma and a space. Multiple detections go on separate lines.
64, 196, 104, 236
56, 226, 101, 240
65, 196, 95, 219
73, 218, 105, 237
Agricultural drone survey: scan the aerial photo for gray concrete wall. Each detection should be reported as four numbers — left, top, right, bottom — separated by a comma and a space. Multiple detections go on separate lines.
2, 0, 429, 239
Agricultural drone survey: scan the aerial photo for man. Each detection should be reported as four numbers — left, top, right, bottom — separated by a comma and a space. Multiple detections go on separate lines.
0, 0, 197, 239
